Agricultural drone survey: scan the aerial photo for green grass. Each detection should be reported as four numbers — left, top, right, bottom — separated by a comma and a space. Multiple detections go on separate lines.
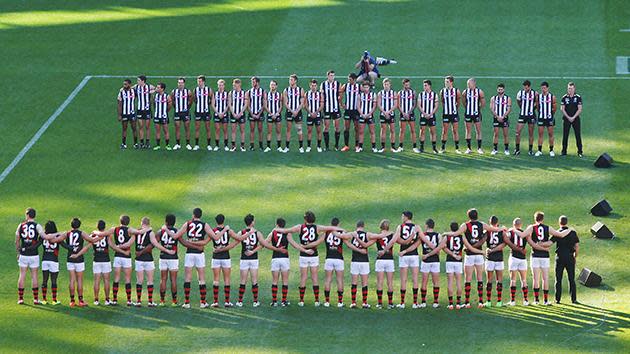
1, 0, 629, 353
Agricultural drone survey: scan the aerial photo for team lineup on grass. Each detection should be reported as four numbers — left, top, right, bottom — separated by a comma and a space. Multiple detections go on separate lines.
117, 72, 584, 156
16, 207, 580, 311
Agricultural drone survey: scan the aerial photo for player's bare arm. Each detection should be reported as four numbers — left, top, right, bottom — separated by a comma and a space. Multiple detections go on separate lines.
343, 239, 367, 254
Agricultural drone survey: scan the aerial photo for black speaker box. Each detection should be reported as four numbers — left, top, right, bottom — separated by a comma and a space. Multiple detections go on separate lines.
590, 222, 615, 239
591, 199, 612, 216
594, 153, 613, 168
578, 268, 602, 287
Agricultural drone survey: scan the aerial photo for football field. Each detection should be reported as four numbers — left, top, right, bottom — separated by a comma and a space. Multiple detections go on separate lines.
1, 1, 629, 353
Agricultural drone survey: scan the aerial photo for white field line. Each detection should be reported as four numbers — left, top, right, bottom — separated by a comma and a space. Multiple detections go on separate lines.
0, 75, 92, 184
92, 74, 630, 80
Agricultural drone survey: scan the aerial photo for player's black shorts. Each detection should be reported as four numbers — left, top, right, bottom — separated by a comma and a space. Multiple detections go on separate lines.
285, 111, 303, 122
306, 113, 322, 126
323, 111, 340, 120
248, 112, 264, 122
136, 110, 151, 120
420, 116, 436, 127
267, 114, 282, 123
399, 112, 415, 122
173, 111, 190, 121
464, 114, 482, 123
344, 109, 359, 121
153, 116, 169, 125
195, 112, 210, 121
379, 113, 395, 124
493, 117, 509, 128
518, 115, 536, 124
442, 114, 459, 123
213, 112, 229, 123
121, 113, 136, 122
230, 114, 246, 124
537, 116, 555, 127
358, 115, 374, 125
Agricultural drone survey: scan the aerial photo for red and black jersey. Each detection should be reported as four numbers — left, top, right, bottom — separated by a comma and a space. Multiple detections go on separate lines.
422, 231, 440, 263
92, 234, 110, 262
135, 230, 154, 262
464, 221, 484, 255
446, 234, 464, 262
376, 233, 394, 260
531, 223, 550, 258
212, 226, 230, 260
324, 231, 343, 260
66, 229, 85, 263
485, 230, 504, 262
17, 221, 40, 256
240, 228, 259, 260
351, 230, 369, 262
399, 222, 418, 255
159, 227, 178, 260
42, 238, 59, 262
186, 220, 206, 254
508, 228, 526, 259
299, 224, 318, 257
271, 231, 289, 259
114, 226, 131, 258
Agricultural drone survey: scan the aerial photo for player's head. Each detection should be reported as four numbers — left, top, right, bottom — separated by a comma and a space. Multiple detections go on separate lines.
467, 77, 476, 89
304, 210, 316, 224
244, 213, 255, 227
270, 80, 278, 91
361, 82, 370, 92
489, 215, 499, 226
120, 215, 130, 226
450, 222, 459, 232
567, 81, 575, 94
197, 75, 206, 86
379, 219, 390, 231
310, 79, 318, 90
165, 214, 176, 228
25, 208, 36, 219
71, 217, 81, 229
97, 220, 106, 231
497, 83, 505, 94
559, 215, 568, 226
327, 70, 335, 81
251, 76, 260, 88
382, 78, 391, 90
137, 75, 147, 85
156, 82, 166, 93
192, 208, 202, 219
522, 80, 531, 90
331, 217, 340, 227
467, 208, 479, 221
289, 74, 298, 86
513, 217, 522, 228
534, 211, 545, 223
123, 79, 132, 89
178, 77, 186, 89
233, 78, 241, 89
425, 218, 435, 229
402, 78, 411, 89
356, 220, 365, 228
423, 79, 432, 91
444, 75, 454, 87
348, 73, 357, 83
217, 79, 225, 91
276, 217, 286, 228
45, 220, 57, 234
215, 213, 225, 225
540, 81, 549, 94
141, 216, 150, 226
401, 210, 413, 222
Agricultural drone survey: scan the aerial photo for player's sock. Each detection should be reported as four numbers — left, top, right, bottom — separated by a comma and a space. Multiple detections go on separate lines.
323, 132, 330, 149
431, 141, 436, 150
413, 142, 417, 149
213, 285, 219, 303
112, 282, 119, 302
184, 282, 191, 304
122, 136, 126, 145
464, 282, 471, 303
160, 290, 166, 302
282, 285, 288, 302
466, 139, 471, 149
412, 288, 419, 304
337, 290, 343, 304
313, 285, 320, 302
51, 282, 58, 302
497, 282, 503, 302
324, 290, 330, 303
549, 145, 554, 152
504, 143, 509, 151
317, 140, 321, 148
223, 139, 228, 147
486, 283, 492, 302
371, 142, 376, 149
195, 138, 199, 145
522, 286, 529, 301
510, 286, 516, 302
387, 291, 393, 305
147, 284, 154, 303
528, 144, 533, 152
156, 139, 161, 147
285, 141, 290, 149
392, 142, 397, 149
420, 141, 425, 150
250, 142, 255, 150
477, 281, 484, 302
134, 136, 138, 144
276, 140, 281, 148
334, 132, 340, 148
433, 287, 440, 303
399, 142, 403, 149
70, 293, 75, 303
215, 139, 219, 146
456, 296, 461, 305
361, 286, 368, 304
494, 143, 498, 150
199, 284, 206, 303
448, 296, 453, 306
515, 143, 520, 151
231, 141, 236, 148
176, 139, 180, 146
241, 142, 245, 149
534, 287, 540, 302
538, 145, 542, 152
299, 140, 304, 148
266, 140, 271, 148
477, 139, 482, 149
172, 291, 177, 303
272, 285, 278, 303
238, 284, 246, 302
41, 285, 47, 301
355, 139, 359, 147
207, 138, 211, 146
299, 286, 306, 302
125, 283, 132, 302
420, 288, 427, 303
400, 289, 406, 304
224, 285, 231, 303
252, 283, 259, 302
307, 139, 312, 148
358, 142, 363, 148
351, 284, 357, 304
377, 289, 383, 305
543, 289, 549, 302
32, 287, 38, 301
381, 142, 385, 149
441, 140, 446, 150
259, 141, 263, 149
136, 283, 142, 303
165, 139, 170, 146
343, 131, 350, 146
455, 140, 460, 149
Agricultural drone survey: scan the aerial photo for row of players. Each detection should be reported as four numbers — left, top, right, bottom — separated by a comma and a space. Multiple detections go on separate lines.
16, 208, 576, 310
117, 73, 583, 156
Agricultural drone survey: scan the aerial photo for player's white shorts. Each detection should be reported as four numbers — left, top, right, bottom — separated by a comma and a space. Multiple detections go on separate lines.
324, 258, 344, 271
420, 261, 440, 273
42, 260, 59, 273
18, 255, 39, 269
350, 262, 370, 275
211, 258, 232, 269
239, 259, 259, 271
271, 258, 290, 272
113, 256, 132, 269
67, 262, 85, 272
299, 256, 319, 268
485, 260, 504, 271
464, 254, 485, 266
375, 259, 395, 273
399, 255, 419, 268
530, 256, 550, 269
135, 260, 155, 272
158, 259, 179, 271
185, 253, 206, 268
93, 261, 112, 274
445, 261, 463, 274
509, 256, 527, 271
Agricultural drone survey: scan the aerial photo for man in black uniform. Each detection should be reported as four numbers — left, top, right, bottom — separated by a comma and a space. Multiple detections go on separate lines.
552, 215, 580, 304
560, 82, 583, 157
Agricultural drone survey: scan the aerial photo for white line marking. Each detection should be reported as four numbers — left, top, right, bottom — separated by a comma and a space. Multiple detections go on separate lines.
0, 75, 92, 184
91, 74, 630, 80
620, 29, 630, 32
616, 57, 629, 75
